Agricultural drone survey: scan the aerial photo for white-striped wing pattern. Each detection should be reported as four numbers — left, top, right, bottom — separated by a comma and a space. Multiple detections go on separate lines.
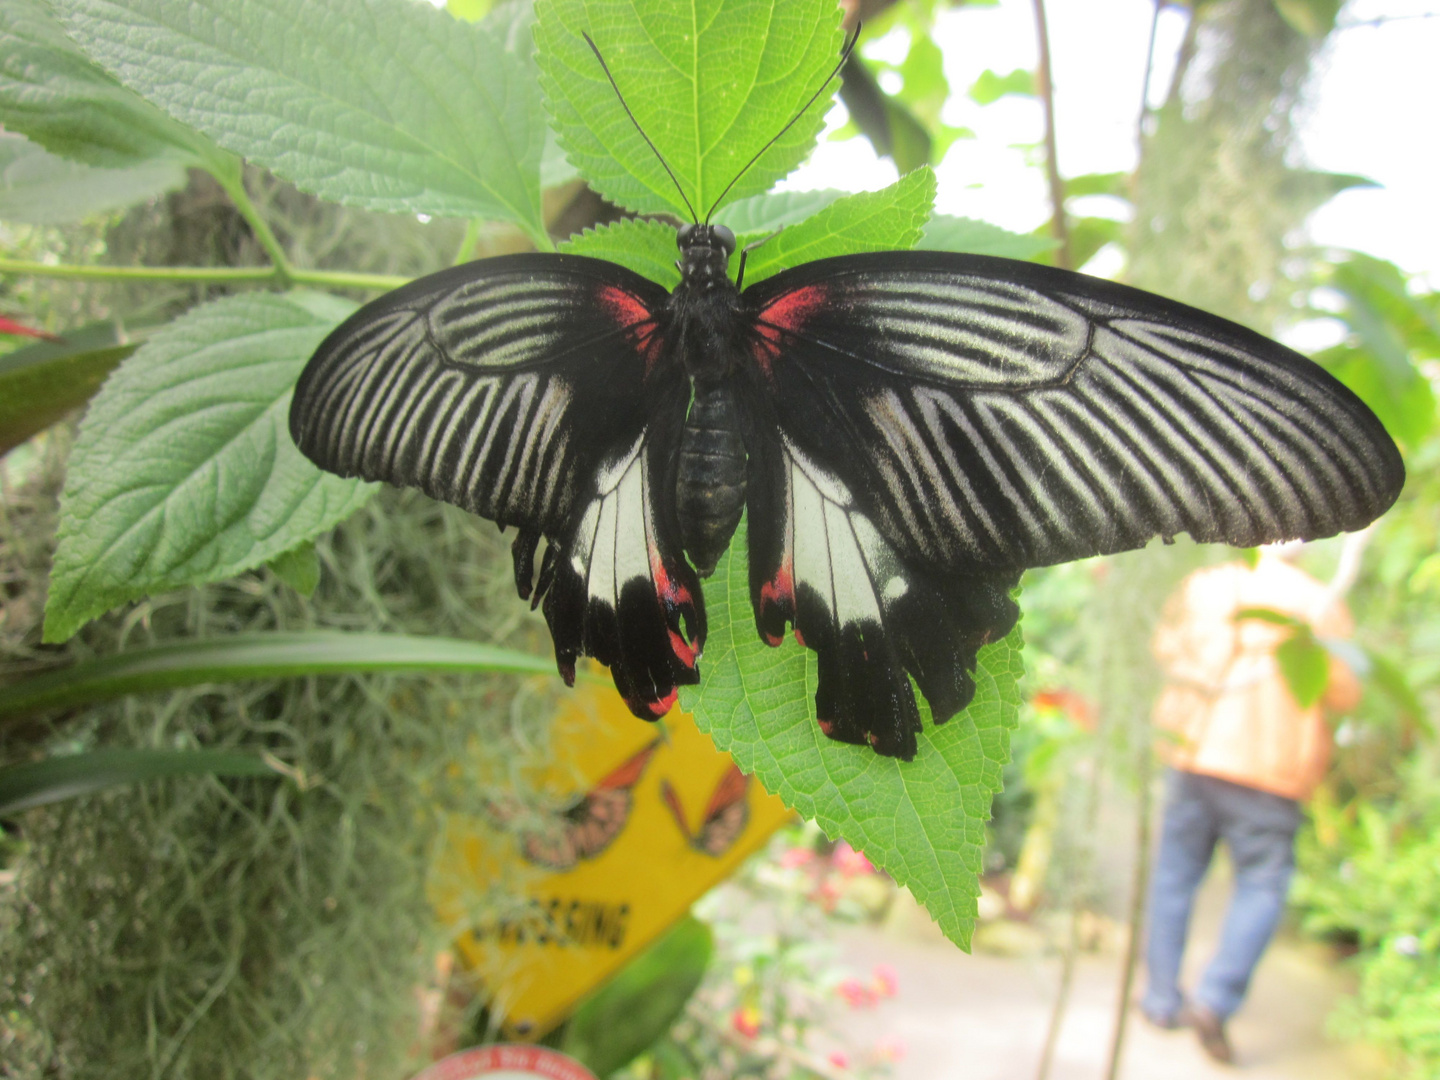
291, 255, 671, 535
744, 252, 1404, 573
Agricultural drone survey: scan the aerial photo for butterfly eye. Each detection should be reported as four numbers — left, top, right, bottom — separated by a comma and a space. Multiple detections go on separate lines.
676, 223, 696, 248
712, 225, 736, 256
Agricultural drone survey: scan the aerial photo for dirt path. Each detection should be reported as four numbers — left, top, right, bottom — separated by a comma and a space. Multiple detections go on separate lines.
830, 869, 1386, 1079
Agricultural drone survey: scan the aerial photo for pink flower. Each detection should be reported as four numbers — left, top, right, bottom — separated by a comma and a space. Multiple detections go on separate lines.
731, 1006, 761, 1039
836, 977, 874, 1008
870, 963, 899, 998
778, 846, 815, 869
831, 841, 874, 876
827, 1050, 850, 1068
873, 1035, 908, 1062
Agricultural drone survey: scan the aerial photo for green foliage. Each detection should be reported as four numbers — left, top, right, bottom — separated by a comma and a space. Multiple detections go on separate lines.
560, 218, 683, 289
685, 527, 1022, 949
563, 915, 714, 1076
50, 0, 551, 243
0, 324, 134, 457
44, 293, 374, 642
0, 747, 276, 815
732, 167, 935, 285
0, 0, 220, 168
535, 0, 844, 219
1295, 785, 1440, 1075
1314, 253, 1438, 449
920, 214, 1058, 260
968, 67, 1036, 105
713, 188, 844, 233
0, 131, 185, 224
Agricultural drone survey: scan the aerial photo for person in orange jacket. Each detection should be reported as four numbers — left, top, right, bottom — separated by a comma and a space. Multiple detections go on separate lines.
1139, 543, 1361, 1063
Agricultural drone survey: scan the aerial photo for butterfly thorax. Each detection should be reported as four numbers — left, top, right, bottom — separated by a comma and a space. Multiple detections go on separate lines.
670, 224, 748, 577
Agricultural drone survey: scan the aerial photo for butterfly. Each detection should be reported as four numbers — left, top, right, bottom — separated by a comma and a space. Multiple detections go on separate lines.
661, 765, 751, 857
288, 31, 1405, 762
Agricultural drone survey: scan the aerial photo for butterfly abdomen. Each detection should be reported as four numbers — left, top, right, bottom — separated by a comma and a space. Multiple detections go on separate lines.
677, 381, 747, 576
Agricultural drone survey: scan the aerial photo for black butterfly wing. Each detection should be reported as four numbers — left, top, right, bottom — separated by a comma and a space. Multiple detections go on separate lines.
289, 254, 704, 717
738, 251, 1404, 759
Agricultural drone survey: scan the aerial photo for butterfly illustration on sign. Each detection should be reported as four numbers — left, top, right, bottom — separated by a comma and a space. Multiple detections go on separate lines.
485, 736, 662, 871
289, 25, 1404, 762
661, 765, 752, 857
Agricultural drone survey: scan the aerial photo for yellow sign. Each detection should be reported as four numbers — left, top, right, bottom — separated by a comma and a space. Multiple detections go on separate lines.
433, 684, 791, 1039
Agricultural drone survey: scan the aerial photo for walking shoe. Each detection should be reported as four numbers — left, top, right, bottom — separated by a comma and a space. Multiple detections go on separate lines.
1181, 1003, 1234, 1065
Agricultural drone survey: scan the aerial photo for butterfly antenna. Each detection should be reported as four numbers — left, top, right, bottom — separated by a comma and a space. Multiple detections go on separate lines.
583, 31, 700, 223
702, 23, 861, 223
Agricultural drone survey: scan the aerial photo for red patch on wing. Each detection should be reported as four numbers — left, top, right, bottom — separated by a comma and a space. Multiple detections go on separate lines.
758, 558, 795, 647
597, 284, 663, 368
646, 688, 679, 717
751, 284, 829, 373
817, 718, 835, 736
650, 543, 700, 668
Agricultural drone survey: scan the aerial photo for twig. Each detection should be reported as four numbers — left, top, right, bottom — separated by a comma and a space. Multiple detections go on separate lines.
1103, 719, 1155, 1080
1030, 0, 1071, 270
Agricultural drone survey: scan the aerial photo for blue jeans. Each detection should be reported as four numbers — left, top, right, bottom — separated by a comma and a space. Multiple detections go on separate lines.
1141, 769, 1302, 1022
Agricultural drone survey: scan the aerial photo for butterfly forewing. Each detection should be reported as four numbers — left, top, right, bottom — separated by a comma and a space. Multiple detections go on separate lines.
741, 251, 1404, 573
289, 254, 703, 718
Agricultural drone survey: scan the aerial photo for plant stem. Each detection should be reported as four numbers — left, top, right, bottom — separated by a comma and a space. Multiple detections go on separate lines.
1031, 0, 1072, 270
454, 218, 483, 266
0, 258, 408, 292
212, 163, 295, 286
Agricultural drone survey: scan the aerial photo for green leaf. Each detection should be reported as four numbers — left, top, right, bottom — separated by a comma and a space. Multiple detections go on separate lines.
0, 631, 560, 724
682, 525, 1023, 949
562, 915, 713, 1076
735, 167, 935, 287
968, 68, 1035, 105
713, 188, 845, 234
0, 323, 135, 457
1316, 343, 1435, 448
0, 748, 277, 816
51, 0, 549, 242
0, 130, 184, 223
1272, 0, 1342, 37
43, 292, 376, 644
535, 0, 845, 219
1066, 216, 1125, 270
1276, 629, 1329, 709
1234, 605, 1302, 628
560, 218, 681, 290
0, 0, 217, 167
839, 55, 932, 172
1064, 171, 1128, 200
920, 214, 1058, 260
268, 541, 320, 598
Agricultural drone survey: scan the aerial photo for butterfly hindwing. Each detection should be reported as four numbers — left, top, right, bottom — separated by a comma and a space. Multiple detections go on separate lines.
742, 390, 1019, 760
289, 254, 702, 718
742, 251, 1404, 573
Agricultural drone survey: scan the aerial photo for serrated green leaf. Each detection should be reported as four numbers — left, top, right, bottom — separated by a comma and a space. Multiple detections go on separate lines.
682, 524, 1022, 949
969, 67, 1035, 105
0, 0, 216, 168
0, 130, 184, 224
920, 214, 1058, 260
735, 167, 935, 286
44, 292, 376, 644
51, 0, 549, 241
535, 0, 845, 219
0, 748, 276, 816
0, 323, 136, 457
559, 217, 680, 289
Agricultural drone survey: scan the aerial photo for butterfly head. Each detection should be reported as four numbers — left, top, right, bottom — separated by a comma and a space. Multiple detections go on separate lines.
676, 223, 736, 285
